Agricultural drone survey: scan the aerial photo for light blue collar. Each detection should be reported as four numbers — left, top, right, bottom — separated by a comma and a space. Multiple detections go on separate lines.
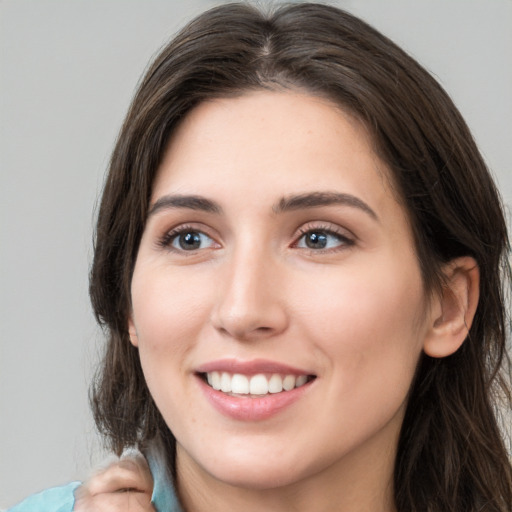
146, 441, 183, 512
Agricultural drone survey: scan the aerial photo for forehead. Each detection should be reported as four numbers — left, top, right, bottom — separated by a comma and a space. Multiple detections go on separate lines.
152, 91, 397, 218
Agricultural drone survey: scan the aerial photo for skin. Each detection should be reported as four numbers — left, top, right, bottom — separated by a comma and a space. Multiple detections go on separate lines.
127, 91, 478, 512
74, 454, 154, 511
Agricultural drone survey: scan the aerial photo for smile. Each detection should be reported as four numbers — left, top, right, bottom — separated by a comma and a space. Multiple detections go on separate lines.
204, 371, 313, 396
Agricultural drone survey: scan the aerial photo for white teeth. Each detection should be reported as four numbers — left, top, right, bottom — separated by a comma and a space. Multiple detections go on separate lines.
231, 374, 249, 394
282, 375, 296, 391
249, 374, 268, 395
205, 371, 310, 395
268, 374, 283, 393
295, 375, 307, 387
210, 371, 221, 390
220, 372, 232, 392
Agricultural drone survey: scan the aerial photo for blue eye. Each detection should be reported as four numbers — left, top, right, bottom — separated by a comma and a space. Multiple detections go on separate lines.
170, 230, 215, 251
296, 229, 349, 250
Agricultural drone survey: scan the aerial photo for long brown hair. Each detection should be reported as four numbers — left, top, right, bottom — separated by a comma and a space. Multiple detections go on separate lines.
89, 3, 512, 510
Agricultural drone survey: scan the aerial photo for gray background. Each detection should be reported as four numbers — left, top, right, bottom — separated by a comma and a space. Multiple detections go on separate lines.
1, 0, 511, 507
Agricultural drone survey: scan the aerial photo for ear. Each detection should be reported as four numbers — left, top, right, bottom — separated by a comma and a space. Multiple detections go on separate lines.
423, 256, 480, 358
127, 317, 139, 347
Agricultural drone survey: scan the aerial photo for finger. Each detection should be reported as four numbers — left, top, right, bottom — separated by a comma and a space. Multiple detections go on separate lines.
80, 454, 153, 495
117, 454, 154, 490
85, 464, 153, 495
74, 489, 155, 512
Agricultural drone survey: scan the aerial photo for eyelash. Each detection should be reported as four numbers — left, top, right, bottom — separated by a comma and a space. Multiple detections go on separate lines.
157, 223, 355, 254
157, 224, 217, 253
294, 223, 355, 253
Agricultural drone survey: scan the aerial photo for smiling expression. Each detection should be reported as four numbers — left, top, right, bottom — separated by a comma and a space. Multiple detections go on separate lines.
128, 91, 433, 498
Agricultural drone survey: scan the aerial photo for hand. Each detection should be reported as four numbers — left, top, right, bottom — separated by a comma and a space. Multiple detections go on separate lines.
74, 452, 155, 511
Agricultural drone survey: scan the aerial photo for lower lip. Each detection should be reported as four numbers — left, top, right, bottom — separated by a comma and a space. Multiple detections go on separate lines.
197, 376, 313, 421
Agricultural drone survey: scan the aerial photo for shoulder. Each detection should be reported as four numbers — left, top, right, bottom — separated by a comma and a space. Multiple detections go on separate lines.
7, 482, 81, 512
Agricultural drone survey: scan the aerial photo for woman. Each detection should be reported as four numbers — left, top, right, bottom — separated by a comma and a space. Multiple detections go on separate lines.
9, 2, 511, 511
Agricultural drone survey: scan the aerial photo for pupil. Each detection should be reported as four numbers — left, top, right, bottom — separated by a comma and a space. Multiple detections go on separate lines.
306, 232, 327, 249
180, 232, 201, 250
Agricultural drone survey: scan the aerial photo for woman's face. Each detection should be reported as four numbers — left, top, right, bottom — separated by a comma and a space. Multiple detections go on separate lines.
129, 91, 432, 492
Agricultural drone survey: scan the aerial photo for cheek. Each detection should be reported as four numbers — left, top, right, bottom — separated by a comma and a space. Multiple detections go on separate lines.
131, 264, 211, 353
296, 269, 426, 450
130, 264, 211, 421
296, 258, 426, 391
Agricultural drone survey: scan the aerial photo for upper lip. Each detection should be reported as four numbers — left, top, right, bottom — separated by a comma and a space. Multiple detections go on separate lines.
196, 358, 314, 376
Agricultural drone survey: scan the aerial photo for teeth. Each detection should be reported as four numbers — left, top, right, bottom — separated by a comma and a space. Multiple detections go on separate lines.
249, 374, 268, 395
282, 375, 296, 391
220, 372, 232, 392
268, 374, 283, 394
205, 371, 310, 396
296, 375, 307, 387
231, 374, 249, 394
210, 371, 221, 390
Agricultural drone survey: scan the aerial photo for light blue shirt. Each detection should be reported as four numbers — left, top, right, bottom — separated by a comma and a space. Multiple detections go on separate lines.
7, 444, 182, 512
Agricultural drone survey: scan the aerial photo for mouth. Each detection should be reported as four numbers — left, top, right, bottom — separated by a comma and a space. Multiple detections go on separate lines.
195, 360, 317, 420
199, 371, 316, 397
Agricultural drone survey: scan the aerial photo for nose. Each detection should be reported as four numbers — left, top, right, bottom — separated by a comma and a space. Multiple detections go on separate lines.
211, 246, 289, 341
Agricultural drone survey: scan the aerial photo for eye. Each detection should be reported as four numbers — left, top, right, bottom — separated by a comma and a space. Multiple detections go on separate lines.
295, 227, 353, 251
162, 228, 217, 252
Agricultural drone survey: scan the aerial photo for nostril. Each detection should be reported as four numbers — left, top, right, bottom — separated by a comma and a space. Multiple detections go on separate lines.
211, 299, 288, 341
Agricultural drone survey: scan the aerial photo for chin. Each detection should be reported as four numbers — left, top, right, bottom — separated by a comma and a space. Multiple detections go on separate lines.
208, 462, 308, 491
180, 440, 315, 491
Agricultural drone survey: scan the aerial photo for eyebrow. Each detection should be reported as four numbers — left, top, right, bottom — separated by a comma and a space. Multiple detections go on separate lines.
148, 194, 222, 216
148, 191, 378, 221
274, 191, 378, 220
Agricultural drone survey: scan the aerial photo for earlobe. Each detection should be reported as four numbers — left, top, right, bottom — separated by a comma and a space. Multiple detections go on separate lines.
128, 317, 139, 347
423, 256, 480, 358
